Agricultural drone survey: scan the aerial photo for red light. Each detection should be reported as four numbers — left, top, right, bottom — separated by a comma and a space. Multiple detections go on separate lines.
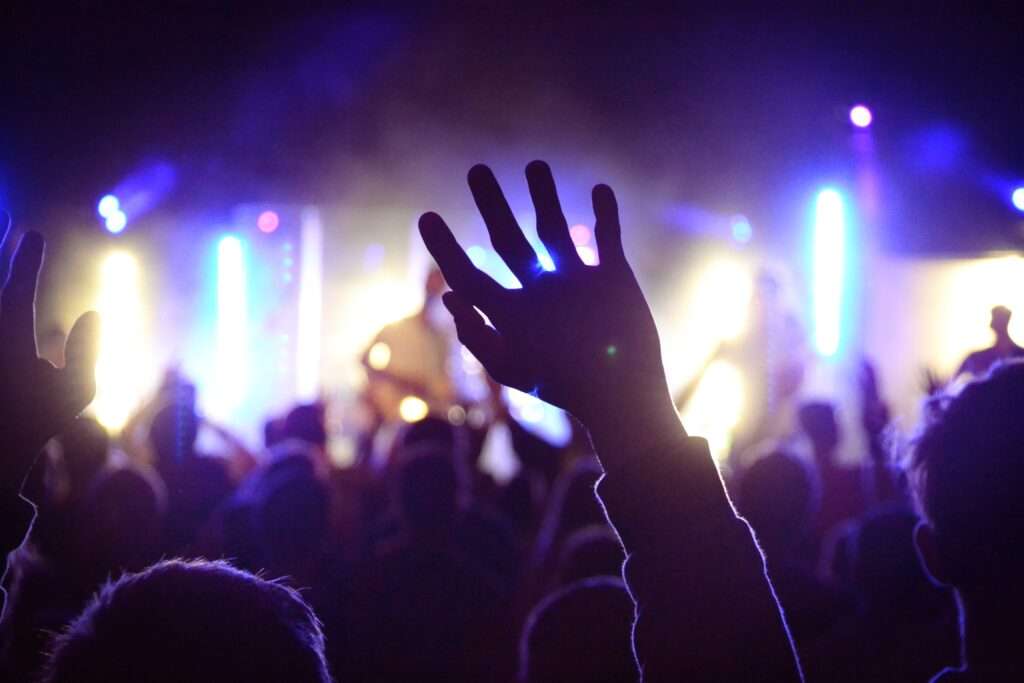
257, 210, 280, 233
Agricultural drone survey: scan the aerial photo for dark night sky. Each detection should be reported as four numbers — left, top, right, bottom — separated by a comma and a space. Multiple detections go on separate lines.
3, 1, 1023, 252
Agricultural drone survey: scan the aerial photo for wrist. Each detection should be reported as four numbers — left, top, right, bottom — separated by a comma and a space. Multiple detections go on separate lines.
583, 383, 687, 466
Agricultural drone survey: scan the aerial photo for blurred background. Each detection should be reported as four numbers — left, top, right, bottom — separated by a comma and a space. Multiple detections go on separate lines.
3, 2, 1023, 462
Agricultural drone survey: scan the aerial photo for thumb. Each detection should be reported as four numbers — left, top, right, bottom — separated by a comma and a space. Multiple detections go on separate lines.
63, 311, 101, 410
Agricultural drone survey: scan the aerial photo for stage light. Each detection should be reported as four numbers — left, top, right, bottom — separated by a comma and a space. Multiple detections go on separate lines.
211, 235, 249, 421
569, 224, 591, 246
679, 359, 745, 462
813, 188, 846, 357
576, 244, 599, 265
850, 105, 873, 128
1012, 187, 1024, 212
296, 209, 323, 401
92, 251, 147, 431
537, 248, 556, 272
702, 260, 753, 342
257, 210, 280, 233
105, 210, 127, 234
367, 341, 391, 370
447, 405, 467, 425
399, 395, 429, 422
730, 214, 753, 244
938, 255, 1024, 370
97, 194, 120, 219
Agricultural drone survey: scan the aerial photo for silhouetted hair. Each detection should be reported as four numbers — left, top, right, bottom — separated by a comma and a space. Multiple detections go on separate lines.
555, 525, 624, 585
520, 576, 636, 683
396, 447, 461, 531
283, 404, 327, 449
910, 360, 1024, 588
42, 559, 332, 683
149, 402, 198, 465
738, 451, 817, 551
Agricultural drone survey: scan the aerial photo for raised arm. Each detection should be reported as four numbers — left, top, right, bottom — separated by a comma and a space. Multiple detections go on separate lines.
419, 161, 801, 681
0, 225, 99, 619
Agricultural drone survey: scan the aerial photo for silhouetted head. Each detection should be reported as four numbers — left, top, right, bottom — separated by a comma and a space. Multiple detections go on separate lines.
77, 465, 166, 578
253, 453, 330, 571
738, 451, 817, 555
396, 447, 461, 534
990, 305, 1012, 338
58, 417, 110, 493
520, 577, 636, 683
556, 525, 624, 585
149, 402, 198, 466
42, 559, 331, 683
264, 416, 286, 449
283, 403, 327, 450
911, 361, 1024, 595
854, 507, 940, 612
799, 401, 841, 462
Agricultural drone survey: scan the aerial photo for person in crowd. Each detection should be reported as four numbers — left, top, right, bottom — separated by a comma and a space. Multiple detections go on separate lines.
519, 576, 636, 683
806, 506, 959, 682
955, 306, 1024, 379
736, 450, 853, 647
911, 360, 1024, 680
40, 559, 332, 683
419, 160, 802, 680
149, 400, 234, 553
352, 445, 512, 680
798, 401, 868, 545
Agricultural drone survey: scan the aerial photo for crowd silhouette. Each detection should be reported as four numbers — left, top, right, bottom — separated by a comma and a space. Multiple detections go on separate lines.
1, 161, 1021, 681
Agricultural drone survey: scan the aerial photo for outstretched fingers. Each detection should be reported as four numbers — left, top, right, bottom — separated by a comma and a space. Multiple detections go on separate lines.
0, 231, 45, 361
62, 311, 100, 412
418, 212, 504, 311
442, 291, 514, 385
468, 164, 539, 284
526, 160, 580, 270
592, 184, 626, 269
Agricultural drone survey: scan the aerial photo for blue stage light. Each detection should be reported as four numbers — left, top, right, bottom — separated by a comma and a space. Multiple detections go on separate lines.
97, 194, 120, 219
104, 210, 127, 234
1012, 187, 1024, 212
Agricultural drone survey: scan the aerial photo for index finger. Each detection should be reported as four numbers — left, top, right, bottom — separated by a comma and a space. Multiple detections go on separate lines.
419, 212, 505, 312
468, 165, 540, 284
0, 231, 45, 360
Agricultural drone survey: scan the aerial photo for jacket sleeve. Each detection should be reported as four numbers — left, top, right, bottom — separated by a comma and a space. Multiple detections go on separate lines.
595, 434, 803, 682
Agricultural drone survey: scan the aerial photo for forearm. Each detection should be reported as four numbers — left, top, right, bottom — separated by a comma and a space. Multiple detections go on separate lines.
588, 405, 802, 682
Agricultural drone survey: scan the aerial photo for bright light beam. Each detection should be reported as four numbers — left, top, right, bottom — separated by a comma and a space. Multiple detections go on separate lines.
93, 252, 147, 430
296, 208, 323, 401
212, 235, 249, 421
813, 189, 846, 357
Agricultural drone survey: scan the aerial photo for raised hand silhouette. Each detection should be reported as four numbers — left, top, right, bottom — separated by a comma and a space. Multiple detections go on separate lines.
0, 224, 99, 492
419, 161, 677, 437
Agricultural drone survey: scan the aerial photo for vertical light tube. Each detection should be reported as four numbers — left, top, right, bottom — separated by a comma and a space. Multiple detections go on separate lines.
212, 235, 248, 421
813, 189, 845, 357
296, 208, 323, 401
93, 251, 146, 430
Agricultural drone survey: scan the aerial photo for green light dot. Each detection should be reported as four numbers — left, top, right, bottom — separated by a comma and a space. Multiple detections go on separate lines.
606, 345, 618, 357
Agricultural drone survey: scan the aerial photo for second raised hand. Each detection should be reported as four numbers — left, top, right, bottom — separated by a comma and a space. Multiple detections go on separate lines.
418, 160, 676, 432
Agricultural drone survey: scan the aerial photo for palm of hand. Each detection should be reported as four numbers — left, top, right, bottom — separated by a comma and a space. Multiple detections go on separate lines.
420, 161, 666, 423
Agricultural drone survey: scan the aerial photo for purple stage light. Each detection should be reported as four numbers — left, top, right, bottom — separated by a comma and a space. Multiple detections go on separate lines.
849, 105, 873, 128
